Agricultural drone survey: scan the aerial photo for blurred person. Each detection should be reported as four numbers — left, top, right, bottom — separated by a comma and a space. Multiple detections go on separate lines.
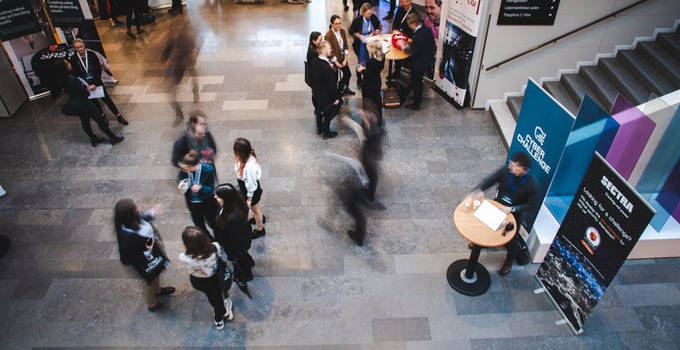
391, 0, 417, 78
70, 38, 129, 126
310, 41, 340, 139
179, 226, 234, 331
58, 59, 124, 146
169, 0, 183, 15
349, 3, 382, 87
161, 16, 201, 126
106, 0, 124, 26
403, 13, 434, 111
326, 15, 355, 96
233, 138, 267, 238
171, 110, 217, 168
178, 150, 219, 237
214, 183, 255, 282
356, 40, 385, 126
114, 199, 174, 312
466, 152, 538, 276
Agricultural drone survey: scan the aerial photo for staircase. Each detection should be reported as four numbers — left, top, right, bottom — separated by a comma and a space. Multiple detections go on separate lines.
489, 21, 680, 148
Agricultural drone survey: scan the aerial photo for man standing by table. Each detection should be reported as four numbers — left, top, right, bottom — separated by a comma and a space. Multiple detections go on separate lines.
70, 39, 129, 126
403, 13, 434, 111
468, 152, 538, 276
311, 42, 340, 139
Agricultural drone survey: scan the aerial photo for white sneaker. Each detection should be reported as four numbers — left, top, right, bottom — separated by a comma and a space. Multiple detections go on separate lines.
224, 298, 234, 322
214, 318, 224, 331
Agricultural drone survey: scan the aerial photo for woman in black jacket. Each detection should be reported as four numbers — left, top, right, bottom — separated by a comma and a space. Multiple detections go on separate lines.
214, 183, 254, 282
59, 59, 124, 147
357, 39, 385, 126
114, 199, 174, 311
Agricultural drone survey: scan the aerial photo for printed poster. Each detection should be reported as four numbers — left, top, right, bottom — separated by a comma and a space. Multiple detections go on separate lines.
536, 153, 655, 335
0, 0, 42, 41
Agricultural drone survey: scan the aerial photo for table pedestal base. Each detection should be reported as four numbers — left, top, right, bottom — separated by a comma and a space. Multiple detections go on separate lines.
446, 259, 491, 296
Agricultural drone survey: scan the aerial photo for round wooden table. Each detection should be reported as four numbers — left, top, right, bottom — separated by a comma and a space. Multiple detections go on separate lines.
447, 200, 517, 296
365, 34, 410, 85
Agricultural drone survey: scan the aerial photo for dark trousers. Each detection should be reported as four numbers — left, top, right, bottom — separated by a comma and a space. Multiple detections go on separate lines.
171, 0, 182, 12
126, 0, 142, 30
410, 69, 425, 107
190, 274, 226, 322
312, 95, 322, 133
79, 113, 116, 141
321, 102, 339, 134
94, 87, 120, 116
337, 64, 351, 93
504, 234, 525, 264
186, 198, 219, 237
362, 89, 383, 126
387, 0, 396, 16
231, 253, 254, 281
344, 188, 367, 242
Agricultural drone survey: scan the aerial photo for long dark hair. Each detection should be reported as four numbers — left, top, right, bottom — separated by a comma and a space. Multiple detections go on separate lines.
329, 15, 341, 29
114, 199, 141, 235
215, 183, 249, 228
233, 138, 256, 176
181, 226, 216, 258
308, 31, 322, 51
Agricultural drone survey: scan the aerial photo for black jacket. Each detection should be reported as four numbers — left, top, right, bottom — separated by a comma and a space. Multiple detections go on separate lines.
408, 25, 435, 73
476, 166, 539, 225
63, 74, 100, 117
392, 7, 417, 37
311, 57, 339, 107
171, 132, 218, 168
216, 216, 252, 261
349, 14, 382, 56
361, 57, 385, 93
70, 50, 104, 86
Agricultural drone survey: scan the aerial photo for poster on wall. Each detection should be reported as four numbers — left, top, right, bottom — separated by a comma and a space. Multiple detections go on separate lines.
1, 0, 57, 98
497, 0, 560, 25
0, 0, 42, 41
44, 0, 85, 27
433, 0, 482, 108
536, 153, 655, 335
507, 79, 575, 235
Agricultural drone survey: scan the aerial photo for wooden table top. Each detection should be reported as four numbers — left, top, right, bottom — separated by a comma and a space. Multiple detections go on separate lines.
366, 34, 411, 61
452, 200, 517, 248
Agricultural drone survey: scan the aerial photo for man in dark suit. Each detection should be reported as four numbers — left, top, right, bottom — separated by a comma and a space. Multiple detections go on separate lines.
403, 13, 435, 111
468, 152, 539, 275
310, 42, 340, 139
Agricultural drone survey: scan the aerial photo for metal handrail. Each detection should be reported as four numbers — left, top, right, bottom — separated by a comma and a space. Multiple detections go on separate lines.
485, 0, 650, 71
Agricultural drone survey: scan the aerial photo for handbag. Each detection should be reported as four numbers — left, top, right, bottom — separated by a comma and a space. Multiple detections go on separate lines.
216, 256, 233, 295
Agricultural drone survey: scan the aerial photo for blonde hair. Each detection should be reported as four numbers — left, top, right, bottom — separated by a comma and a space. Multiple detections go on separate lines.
367, 40, 384, 61
360, 3, 372, 15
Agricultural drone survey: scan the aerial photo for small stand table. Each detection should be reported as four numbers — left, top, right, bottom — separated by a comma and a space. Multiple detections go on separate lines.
447, 200, 516, 296
365, 34, 410, 86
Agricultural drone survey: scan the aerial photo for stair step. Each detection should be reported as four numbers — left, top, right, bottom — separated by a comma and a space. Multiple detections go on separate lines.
618, 49, 676, 97
488, 101, 516, 149
599, 57, 654, 105
561, 73, 606, 111
542, 80, 579, 115
579, 65, 618, 112
658, 32, 680, 58
638, 41, 680, 86
507, 95, 523, 121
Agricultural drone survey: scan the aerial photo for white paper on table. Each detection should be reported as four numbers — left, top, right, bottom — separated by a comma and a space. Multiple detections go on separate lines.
88, 86, 105, 99
473, 200, 507, 231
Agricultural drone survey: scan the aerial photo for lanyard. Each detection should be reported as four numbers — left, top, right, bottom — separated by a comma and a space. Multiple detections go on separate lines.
188, 164, 202, 186
507, 172, 529, 194
364, 18, 372, 33
401, 9, 410, 25
76, 52, 89, 73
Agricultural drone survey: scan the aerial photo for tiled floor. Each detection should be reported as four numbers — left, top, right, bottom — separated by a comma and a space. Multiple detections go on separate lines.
1, 1, 679, 349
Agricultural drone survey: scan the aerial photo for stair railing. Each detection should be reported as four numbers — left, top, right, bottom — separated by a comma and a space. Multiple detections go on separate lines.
485, 0, 651, 71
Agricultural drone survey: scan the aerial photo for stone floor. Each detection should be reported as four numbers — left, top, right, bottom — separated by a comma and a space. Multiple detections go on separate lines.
1, 0, 679, 349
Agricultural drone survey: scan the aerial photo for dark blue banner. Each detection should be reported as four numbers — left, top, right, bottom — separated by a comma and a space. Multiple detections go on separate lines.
0, 0, 42, 41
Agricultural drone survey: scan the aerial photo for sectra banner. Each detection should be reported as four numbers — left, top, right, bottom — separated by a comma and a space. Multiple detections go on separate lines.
536, 152, 655, 335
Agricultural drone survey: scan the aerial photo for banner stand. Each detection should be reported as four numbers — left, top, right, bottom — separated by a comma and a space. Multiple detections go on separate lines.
534, 277, 584, 335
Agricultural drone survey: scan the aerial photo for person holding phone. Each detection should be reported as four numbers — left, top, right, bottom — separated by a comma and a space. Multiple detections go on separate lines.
178, 150, 219, 238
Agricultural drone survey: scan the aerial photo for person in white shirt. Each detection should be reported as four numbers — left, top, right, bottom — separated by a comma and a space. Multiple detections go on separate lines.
233, 138, 267, 238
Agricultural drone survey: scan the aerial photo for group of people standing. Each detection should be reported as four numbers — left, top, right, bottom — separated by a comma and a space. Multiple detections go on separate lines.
114, 113, 265, 330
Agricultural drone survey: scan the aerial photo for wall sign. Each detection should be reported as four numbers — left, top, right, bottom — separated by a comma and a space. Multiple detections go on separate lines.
497, 0, 560, 25
0, 0, 42, 41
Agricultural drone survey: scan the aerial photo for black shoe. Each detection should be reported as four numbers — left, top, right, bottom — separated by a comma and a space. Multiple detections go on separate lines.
116, 115, 129, 125
249, 215, 266, 225
252, 227, 266, 239
500, 261, 513, 276
344, 88, 356, 96
383, 14, 393, 20
347, 230, 364, 247
126, 29, 136, 39
110, 135, 124, 145
89, 137, 103, 147
322, 131, 338, 139
156, 287, 176, 296
147, 300, 165, 312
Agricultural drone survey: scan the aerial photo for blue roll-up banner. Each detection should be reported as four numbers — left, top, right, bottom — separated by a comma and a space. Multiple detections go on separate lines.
507, 79, 575, 235
536, 153, 655, 335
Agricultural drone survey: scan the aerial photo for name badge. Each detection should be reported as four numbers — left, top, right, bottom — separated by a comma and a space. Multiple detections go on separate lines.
501, 195, 513, 206
84, 73, 94, 84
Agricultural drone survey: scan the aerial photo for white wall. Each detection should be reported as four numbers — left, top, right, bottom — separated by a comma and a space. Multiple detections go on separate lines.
471, 0, 680, 109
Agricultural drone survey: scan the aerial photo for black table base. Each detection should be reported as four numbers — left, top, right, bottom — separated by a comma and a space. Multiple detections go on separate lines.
446, 245, 491, 296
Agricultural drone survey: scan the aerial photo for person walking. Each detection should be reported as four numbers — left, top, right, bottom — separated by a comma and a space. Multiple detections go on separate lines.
233, 138, 266, 239
214, 183, 255, 282
58, 59, 124, 146
179, 226, 234, 330
114, 199, 174, 312
177, 150, 219, 237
